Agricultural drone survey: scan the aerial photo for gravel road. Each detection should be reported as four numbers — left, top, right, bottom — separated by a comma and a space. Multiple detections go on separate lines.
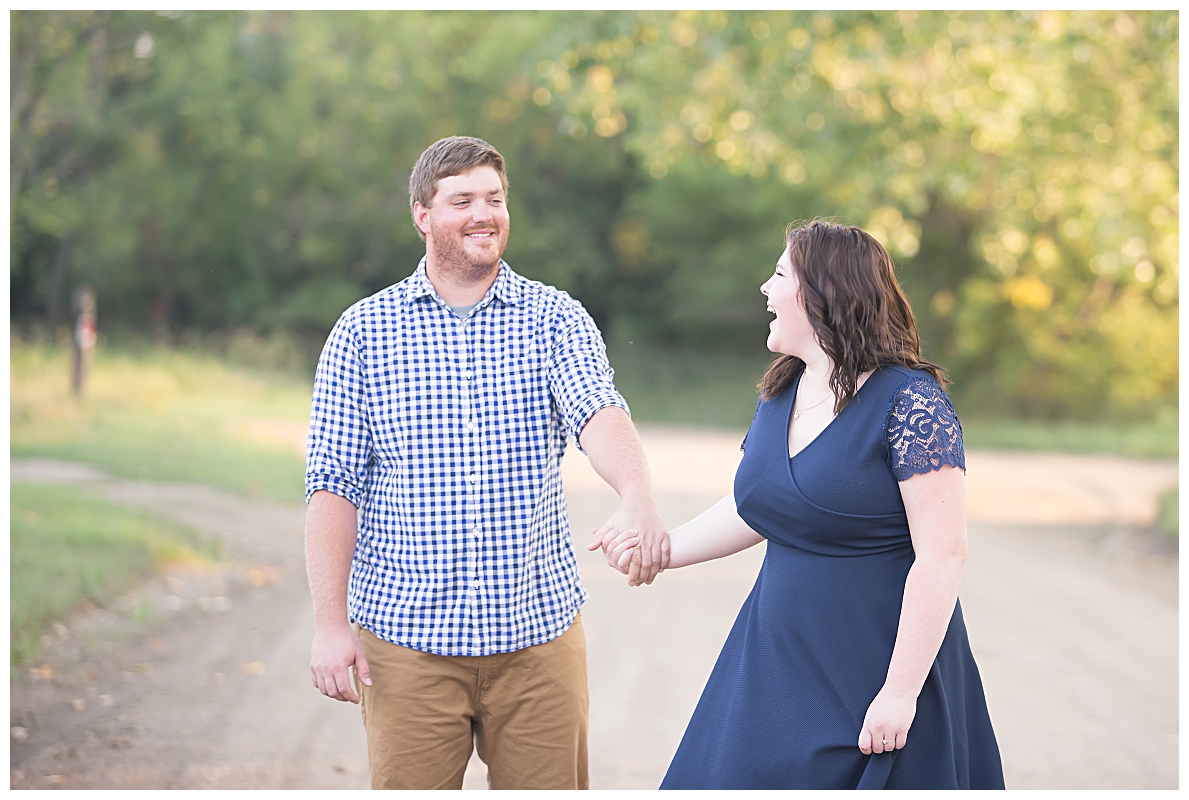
9, 432, 1178, 790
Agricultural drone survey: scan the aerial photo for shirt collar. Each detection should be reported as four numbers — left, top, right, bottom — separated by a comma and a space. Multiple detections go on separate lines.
409, 257, 524, 308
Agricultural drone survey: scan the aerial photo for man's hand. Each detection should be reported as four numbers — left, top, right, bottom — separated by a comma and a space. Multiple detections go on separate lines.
305, 490, 368, 701
590, 526, 640, 574
310, 622, 371, 704
577, 407, 668, 586
588, 498, 669, 586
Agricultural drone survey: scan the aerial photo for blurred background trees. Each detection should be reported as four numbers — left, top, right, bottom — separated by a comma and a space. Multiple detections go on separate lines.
10, 10, 1178, 421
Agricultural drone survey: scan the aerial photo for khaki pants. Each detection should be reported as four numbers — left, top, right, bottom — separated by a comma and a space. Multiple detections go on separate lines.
354, 615, 589, 790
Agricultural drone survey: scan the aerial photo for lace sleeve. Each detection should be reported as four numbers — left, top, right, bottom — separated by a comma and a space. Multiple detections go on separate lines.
886, 377, 965, 481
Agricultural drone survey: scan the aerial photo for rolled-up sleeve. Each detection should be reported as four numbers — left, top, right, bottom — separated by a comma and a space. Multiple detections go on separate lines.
305, 309, 372, 506
547, 296, 629, 452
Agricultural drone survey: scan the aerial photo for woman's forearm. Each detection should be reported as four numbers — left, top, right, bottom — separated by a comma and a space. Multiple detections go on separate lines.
667, 492, 765, 569
882, 465, 969, 699
881, 553, 966, 698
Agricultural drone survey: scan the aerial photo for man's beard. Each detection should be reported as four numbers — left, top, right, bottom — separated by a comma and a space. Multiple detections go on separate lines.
429, 218, 509, 283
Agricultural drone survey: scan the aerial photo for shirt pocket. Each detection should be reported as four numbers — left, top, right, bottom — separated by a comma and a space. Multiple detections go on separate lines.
494, 334, 551, 441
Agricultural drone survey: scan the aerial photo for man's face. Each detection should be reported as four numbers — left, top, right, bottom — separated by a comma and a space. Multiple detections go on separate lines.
415, 166, 510, 280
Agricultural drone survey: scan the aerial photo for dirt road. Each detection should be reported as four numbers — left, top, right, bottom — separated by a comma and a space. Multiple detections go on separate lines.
9, 431, 1178, 789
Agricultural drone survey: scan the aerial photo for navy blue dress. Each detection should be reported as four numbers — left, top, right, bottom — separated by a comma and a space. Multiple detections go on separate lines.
660, 366, 1004, 790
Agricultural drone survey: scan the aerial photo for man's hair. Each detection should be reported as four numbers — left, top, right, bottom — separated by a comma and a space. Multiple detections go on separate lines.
758, 219, 946, 409
408, 136, 508, 241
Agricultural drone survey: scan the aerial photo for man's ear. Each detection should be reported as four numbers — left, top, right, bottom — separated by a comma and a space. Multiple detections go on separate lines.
413, 201, 431, 237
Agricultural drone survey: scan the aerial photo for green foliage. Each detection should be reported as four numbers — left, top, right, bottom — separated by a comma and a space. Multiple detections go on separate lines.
10, 10, 1178, 421
10, 482, 219, 666
11, 339, 311, 502
545, 10, 1178, 419
1156, 488, 1178, 537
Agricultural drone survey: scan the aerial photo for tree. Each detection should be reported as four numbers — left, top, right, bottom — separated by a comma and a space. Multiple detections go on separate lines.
536, 10, 1178, 417
10, 10, 1177, 419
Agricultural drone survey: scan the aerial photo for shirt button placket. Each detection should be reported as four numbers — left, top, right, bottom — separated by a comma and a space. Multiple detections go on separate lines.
463, 320, 481, 604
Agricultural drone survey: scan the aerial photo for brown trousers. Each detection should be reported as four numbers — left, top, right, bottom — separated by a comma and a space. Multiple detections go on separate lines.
354, 615, 589, 790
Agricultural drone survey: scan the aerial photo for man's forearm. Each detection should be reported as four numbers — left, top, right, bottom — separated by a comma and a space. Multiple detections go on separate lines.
579, 406, 669, 583
305, 489, 360, 630
577, 406, 655, 504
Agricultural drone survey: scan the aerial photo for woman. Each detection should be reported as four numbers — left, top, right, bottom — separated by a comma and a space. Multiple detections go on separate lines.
597, 220, 1004, 789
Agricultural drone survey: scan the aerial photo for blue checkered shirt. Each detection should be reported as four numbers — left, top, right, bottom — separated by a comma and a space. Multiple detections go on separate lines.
305, 259, 627, 656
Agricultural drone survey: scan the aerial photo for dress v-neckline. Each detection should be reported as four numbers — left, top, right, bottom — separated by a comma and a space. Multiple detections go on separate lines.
786, 369, 873, 460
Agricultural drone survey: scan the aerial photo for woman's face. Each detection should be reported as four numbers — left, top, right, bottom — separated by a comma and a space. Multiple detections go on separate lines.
760, 245, 816, 357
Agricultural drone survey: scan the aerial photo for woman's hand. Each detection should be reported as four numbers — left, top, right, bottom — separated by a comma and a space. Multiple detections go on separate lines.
855, 464, 965, 755
608, 529, 640, 572
591, 493, 765, 580
589, 526, 640, 575
858, 684, 917, 755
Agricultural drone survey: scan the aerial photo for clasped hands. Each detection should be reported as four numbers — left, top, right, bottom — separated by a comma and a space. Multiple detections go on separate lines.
587, 502, 670, 586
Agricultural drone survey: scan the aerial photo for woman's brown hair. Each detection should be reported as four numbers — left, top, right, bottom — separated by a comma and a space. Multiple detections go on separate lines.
758, 219, 946, 411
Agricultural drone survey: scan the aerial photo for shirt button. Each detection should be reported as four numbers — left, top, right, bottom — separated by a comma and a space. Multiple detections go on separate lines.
464, 370, 473, 380
466, 421, 475, 431
468, 473, 477, 483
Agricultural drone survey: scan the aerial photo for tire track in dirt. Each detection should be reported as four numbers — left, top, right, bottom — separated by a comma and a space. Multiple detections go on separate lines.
9, 441, 1178, 789
9, 461, 367, 789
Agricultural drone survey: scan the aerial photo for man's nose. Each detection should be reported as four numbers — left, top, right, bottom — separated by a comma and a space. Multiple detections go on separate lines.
472, 201, 494, 221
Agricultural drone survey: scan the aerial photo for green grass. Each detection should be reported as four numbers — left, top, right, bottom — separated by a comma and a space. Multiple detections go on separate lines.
10, 482, 220, 667
13, 339, 1175, 499
9, 337, 1176, 663
11, 340, 312, 503
608, 343, 774, 429
958, 417, 1178, 459
608, 342, 1177, 459
1157, 488, 1178, 537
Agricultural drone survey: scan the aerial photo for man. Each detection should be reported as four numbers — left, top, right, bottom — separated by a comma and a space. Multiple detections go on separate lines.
304, 136, 669, 790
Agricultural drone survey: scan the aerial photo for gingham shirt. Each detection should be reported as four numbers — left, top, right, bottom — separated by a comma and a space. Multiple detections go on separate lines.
305, 259, 627, 656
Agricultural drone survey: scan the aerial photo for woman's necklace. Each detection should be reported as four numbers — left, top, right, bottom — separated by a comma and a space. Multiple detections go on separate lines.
792, 388, 832, 419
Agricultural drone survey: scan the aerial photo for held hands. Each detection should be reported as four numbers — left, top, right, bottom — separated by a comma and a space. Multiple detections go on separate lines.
593, 526, 645, 575
587, 500, 670, 586
858, 683, 917, 755
310, 623, 372, 704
